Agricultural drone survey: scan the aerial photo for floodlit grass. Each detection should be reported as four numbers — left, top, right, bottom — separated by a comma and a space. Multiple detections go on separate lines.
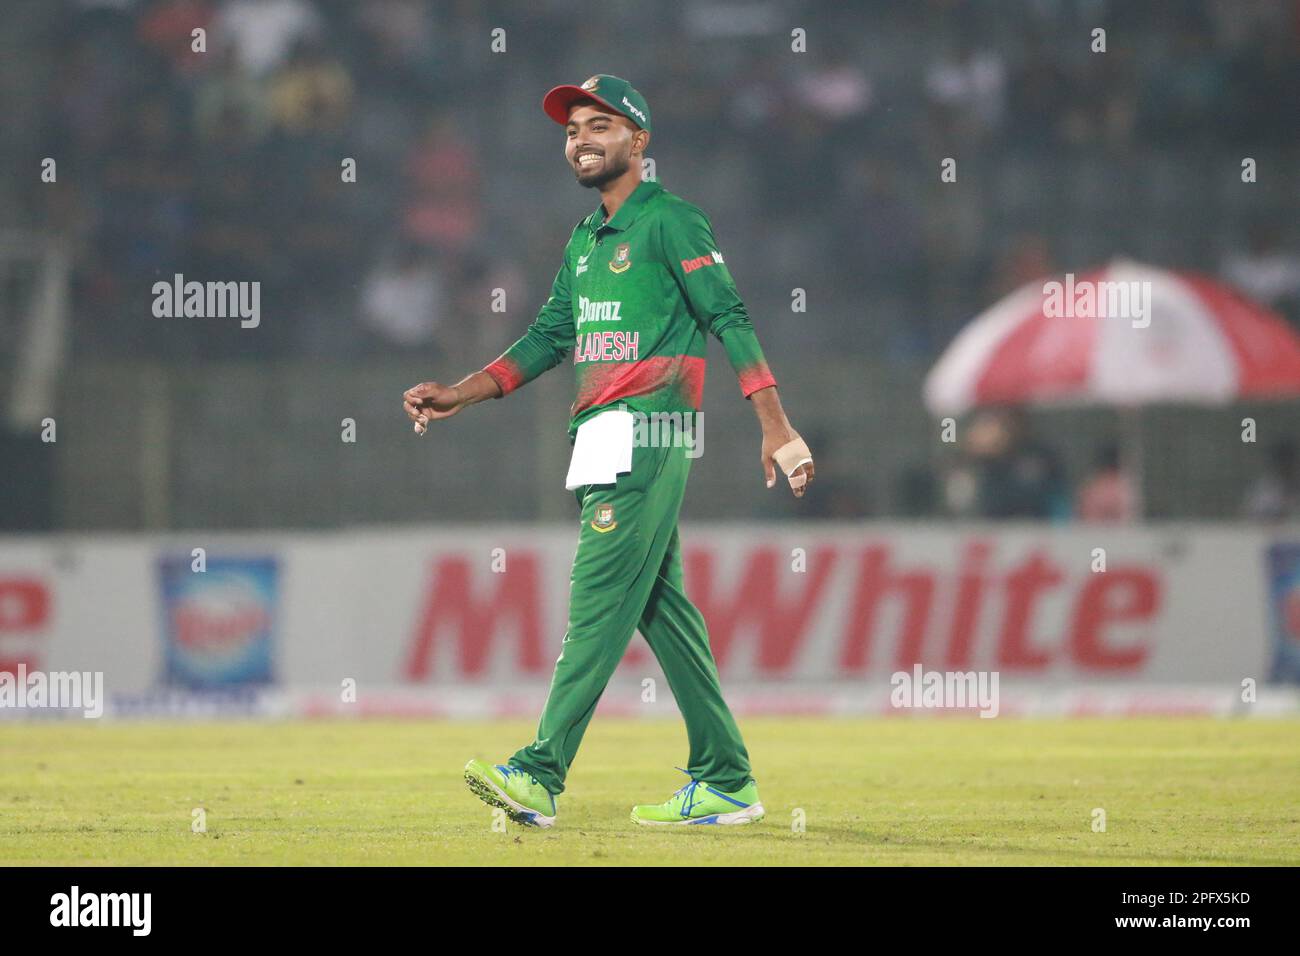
1, 717, 1296, 865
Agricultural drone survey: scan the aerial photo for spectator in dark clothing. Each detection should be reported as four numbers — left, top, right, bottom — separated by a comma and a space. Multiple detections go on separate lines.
952, 408, 1069, 520
1243, 441, 1300, 522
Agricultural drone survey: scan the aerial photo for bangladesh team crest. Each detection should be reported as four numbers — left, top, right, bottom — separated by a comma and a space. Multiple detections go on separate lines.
591, 503, 617, 532
609, 242, 632, 274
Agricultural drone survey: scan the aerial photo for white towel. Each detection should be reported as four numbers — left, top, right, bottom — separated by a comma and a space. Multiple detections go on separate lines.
565, 409, 635, 490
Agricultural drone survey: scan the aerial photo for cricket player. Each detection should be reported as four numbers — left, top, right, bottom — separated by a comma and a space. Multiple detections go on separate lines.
402, 75, 814, 827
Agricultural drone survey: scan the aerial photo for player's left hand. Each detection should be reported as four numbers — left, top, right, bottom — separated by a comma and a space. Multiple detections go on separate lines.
762, 430, 815, 498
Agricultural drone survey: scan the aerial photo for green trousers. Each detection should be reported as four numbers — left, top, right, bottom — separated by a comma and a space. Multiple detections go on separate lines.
510, 438, 752, 795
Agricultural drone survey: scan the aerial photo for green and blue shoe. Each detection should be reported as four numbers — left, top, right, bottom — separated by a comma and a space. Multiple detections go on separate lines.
463, 759, 557, 828
631, 769, 765, 826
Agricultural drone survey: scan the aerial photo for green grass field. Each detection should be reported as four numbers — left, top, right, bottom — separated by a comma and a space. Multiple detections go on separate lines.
1, 717, 1297, 866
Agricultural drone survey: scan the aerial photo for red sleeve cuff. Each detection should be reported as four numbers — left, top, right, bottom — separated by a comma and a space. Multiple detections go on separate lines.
483, 357, 524, 397
738, 365, 777, 398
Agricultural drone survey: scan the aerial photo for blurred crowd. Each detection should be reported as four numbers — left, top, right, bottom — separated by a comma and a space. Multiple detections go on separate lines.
5, 0, 1299, 524
19, 0, 1300, 367
811, 408, 1300, 525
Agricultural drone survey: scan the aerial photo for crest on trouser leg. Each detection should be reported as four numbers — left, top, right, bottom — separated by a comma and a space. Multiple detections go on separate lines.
591, 503, 617, 533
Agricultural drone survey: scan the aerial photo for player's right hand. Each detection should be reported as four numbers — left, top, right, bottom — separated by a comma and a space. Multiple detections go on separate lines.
403, 381, 463, 434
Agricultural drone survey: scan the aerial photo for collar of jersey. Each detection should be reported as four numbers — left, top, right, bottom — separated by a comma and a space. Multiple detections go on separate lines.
586, 179, 663, 236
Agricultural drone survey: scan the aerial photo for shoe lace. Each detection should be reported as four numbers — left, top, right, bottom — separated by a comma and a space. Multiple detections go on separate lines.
671, 767, 703, 816
497, 764, 541, 788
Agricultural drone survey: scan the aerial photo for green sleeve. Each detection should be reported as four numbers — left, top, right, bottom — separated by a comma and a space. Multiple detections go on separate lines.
660, 204, 777, 398
483, 229, 578, 396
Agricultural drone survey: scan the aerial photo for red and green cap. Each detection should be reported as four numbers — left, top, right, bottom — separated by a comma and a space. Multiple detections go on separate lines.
543, 74, 651, 132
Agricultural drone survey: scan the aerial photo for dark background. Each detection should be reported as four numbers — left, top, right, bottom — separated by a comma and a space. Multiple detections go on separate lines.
1, 0, 1297, 529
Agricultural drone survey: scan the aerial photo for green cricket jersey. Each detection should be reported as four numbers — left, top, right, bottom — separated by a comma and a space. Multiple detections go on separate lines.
483, 179, 776, 439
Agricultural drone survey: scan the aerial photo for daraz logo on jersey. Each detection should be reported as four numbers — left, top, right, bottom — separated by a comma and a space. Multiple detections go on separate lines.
681, 250, 724, 274
576, 295, 623, 327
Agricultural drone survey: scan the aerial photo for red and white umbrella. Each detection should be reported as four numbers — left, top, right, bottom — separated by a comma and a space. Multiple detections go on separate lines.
924, 259, 1300, 416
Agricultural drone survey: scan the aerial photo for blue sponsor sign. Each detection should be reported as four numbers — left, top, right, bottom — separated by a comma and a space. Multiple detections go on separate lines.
158, 556, 277, 687
1266, 543, 1300, 683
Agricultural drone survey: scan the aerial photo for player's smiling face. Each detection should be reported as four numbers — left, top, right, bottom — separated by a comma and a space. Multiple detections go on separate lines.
565, 103, 644, 188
